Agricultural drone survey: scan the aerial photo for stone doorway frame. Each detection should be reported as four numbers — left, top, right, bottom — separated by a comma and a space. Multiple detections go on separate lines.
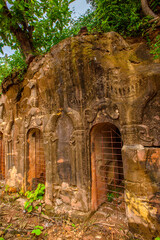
0, 132, 5, 180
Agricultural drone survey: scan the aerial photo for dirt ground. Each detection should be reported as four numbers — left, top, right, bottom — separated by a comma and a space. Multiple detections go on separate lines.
0, 183, 145, 240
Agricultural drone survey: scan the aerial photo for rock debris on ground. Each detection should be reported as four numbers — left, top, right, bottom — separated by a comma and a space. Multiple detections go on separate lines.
0, 184, 145, 240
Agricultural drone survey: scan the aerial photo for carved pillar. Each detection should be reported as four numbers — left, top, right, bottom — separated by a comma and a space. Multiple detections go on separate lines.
122, 145, 160, 238
108, 73, 159, 237
16, 133, 25, 175
44, 132, 58, 205
74, 130, 86, 187
70, 133, 76, 186
3, 134, 8, 180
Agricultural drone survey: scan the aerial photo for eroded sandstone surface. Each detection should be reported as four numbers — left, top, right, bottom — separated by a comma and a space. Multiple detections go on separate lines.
0, 32, 160, 239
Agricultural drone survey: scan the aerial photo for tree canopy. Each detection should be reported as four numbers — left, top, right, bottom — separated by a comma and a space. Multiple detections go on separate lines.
0, 0, 159, 84
86, 0, 160, 35
0, 0, 74, 63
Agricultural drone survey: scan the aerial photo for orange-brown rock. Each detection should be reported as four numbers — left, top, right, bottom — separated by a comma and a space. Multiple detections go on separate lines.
0, 32, 160, 239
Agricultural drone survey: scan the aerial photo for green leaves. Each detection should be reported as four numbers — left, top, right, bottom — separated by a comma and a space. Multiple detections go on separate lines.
86, 0, 154, 37
0, 0, 75, 56
0, 51, 27, 84
150, 35, 160, 59
24, 183, 45, 213
31, 226, 44, 236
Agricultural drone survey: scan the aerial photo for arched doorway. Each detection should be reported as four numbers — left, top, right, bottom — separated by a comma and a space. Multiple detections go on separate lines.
26, 129, 45, 190
56, 114, 73, 184
0, 132, 5, 180
91, 123, 124, 211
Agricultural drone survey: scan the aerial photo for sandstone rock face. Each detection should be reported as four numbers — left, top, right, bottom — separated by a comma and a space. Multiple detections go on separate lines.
0, 32, 160, 238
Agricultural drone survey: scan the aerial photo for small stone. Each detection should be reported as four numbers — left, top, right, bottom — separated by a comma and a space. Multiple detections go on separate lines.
16, 198, 26, 208
0, 230, 4, 236
95, 236, 102, 239
61, 182, 69, 189
60, 195, 70, 204
45, 204, 53, 210
4, 232, 13, 239
38, 206, 42, 213
56, 199, 63, 206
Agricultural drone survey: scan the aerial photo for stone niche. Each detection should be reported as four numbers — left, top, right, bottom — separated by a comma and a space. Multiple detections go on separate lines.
0, 31, 160, 238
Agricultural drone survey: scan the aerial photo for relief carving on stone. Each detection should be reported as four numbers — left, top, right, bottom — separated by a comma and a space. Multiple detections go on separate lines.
37, 88, 56, 113
106, 68, 154, 100
137, 125, 153, 143
5, 110, 14, 135
0, 103, 4, 122
84, 98, 119, 124
69, 132, 76, 147
24, 80, 42, 129
18, 98, 29, 114
106, 68, 158, 129
142, 92, 160, 146
46, 132, 58, 143
0, 94, 6, 127
121, 124, 156, 146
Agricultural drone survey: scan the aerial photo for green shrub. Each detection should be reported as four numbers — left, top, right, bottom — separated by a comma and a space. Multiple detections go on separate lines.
150, 35, 160, 59
24, 183, 45, 213
94, 0, 152, 36
31, 225, 44, 236
0, 51, 27, 84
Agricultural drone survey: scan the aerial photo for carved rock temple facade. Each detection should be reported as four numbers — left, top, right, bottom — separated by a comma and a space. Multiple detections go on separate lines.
0, 32, 160, 238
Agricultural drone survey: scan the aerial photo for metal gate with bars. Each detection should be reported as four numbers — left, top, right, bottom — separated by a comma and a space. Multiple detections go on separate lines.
91, 123, 125, 212
27, 129, 46, 190
0, 132, 5, 180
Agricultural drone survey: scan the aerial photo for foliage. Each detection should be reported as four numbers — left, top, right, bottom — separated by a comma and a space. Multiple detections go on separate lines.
107, 191, 119, 202
31, 225, 44, 236
0, 0, 159, 84
155, 237, 160, 240
19, 188, 25, 196
0, 238, 4, 240
0, 51, 27, 84
149, 0, 160, 14
5, 184, 9, 193
90, 0, 153, 36
0, 0, 75, 56
86, 0, 160, 37
69, 10, 99, 35
107, 192, 115, 202
150, 35, 160, 59
24, 183, 45, 213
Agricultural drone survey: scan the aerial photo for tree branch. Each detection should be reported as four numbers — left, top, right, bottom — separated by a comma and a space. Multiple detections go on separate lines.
1, 0, 35, 62
141, 0, 158, 18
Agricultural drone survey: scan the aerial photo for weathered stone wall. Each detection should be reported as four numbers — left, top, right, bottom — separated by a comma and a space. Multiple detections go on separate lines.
0, 32, 160, 238
122, 147, 160, 238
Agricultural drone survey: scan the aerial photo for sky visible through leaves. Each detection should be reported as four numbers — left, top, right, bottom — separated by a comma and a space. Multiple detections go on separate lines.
0, 0, 90, 57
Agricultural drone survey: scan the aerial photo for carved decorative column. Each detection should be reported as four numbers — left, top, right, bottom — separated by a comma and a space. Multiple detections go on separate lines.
16, 133, 25, 176
73, 130, 87, 187
107, 68, 159, 238
69, 132, 76, 186
43, 131, 58, 205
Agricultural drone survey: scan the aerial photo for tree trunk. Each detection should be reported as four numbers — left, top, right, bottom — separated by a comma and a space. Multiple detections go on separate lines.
141, 0, 158, 18
2, 0, 35, 64
12, 28, 35, 64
